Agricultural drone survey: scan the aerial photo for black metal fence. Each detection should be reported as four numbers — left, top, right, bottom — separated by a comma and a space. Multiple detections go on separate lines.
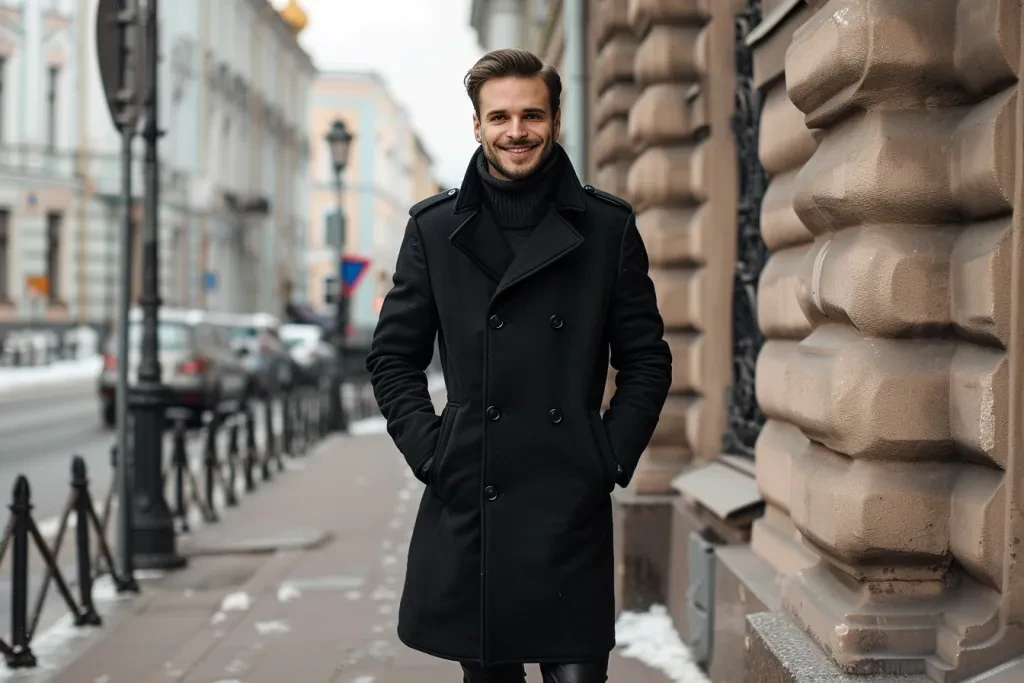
0, 378, 381, 670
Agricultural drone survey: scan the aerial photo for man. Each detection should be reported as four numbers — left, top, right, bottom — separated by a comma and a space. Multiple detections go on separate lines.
366, 48, 672, 683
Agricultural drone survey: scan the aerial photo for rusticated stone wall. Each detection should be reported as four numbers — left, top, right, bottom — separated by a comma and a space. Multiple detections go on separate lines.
625, 0, 737, 492
754, 0, 1024, 678
749, 2, 820, 583
593, 0, 636, 199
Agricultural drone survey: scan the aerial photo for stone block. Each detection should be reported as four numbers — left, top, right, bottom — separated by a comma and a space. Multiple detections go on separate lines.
612, 488, 674, 612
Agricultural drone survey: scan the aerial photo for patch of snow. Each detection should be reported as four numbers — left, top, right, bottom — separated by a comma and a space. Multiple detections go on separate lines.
426, 373, 446, 394
370, 585, 397, 601
210, 611, 227, 625
351, 676, 376, 683
220, 591, 251, 611
345, 590, 363, 601
95, 676, 110, 683
349, 416, 388, 435
0, 613, 90, 679
397, 488, 411, 501
0, 356, 103, 396
615, 605, 709, 683
277, 582, 301, 602
382, 555, 397, 567
254, 620, 290, 635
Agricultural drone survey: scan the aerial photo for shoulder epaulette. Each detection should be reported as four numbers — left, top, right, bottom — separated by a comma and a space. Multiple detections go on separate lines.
409, 188, 459, 217
583, 184, 632, 212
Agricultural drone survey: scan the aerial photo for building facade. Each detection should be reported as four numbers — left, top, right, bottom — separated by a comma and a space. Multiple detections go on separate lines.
306, 71, 441, 331
471, 1, 1024, 681
0, 0, 81, 324
0, 0, 313, 329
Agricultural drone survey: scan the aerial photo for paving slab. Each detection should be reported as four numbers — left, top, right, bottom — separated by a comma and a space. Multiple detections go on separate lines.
10, 416, 674, 683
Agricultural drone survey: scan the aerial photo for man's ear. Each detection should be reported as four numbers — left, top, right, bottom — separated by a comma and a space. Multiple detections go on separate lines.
473, 113, 481, 143
553, 109, 561, 141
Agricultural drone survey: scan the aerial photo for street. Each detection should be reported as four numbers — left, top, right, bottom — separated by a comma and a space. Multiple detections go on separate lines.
0, 378, 285, 648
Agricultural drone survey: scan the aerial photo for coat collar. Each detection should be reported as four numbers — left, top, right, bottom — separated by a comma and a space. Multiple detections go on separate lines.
450, 144, 587, 302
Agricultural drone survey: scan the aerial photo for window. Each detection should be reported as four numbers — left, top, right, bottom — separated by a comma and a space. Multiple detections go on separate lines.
0, 209, 8, 301
46, 66, 59, 150
45, 211, 61, 303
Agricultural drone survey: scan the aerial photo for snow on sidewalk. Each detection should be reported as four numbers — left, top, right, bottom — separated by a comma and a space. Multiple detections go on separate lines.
0, 355, 102, 395
615, 605, 709, 683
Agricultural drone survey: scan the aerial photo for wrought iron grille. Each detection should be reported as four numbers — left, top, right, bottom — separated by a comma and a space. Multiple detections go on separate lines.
722, 0, 769, 460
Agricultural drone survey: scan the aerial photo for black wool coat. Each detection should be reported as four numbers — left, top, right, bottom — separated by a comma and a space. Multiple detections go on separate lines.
365, 146, 672, 665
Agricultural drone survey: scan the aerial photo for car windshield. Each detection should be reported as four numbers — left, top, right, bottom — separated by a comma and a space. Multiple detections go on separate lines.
125, 321, 191, 351
280, 326, 320, 349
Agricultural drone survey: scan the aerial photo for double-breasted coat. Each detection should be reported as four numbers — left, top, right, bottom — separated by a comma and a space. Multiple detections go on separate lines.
366, 146, 672, 666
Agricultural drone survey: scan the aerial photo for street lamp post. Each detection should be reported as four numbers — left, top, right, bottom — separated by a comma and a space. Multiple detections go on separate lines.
325, 119, 353, 433
130, 0, 185, 570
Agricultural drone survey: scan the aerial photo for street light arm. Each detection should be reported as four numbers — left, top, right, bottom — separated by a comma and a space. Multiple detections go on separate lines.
365, 217, 441, 479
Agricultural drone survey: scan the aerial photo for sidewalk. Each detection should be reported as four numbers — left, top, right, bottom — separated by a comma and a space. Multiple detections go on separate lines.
16, 415, 680, 682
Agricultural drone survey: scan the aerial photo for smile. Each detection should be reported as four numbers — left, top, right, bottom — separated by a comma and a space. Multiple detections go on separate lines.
502, 144, 536, 158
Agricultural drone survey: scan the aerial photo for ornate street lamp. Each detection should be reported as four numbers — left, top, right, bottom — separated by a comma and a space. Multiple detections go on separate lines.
325, 119, 353, 432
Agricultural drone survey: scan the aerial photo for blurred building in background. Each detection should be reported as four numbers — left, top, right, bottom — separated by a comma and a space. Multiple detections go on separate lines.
0, 0, 314, 331
471, 1, 1024, 681
306, 71, 441, 332
0, 0, 81, 324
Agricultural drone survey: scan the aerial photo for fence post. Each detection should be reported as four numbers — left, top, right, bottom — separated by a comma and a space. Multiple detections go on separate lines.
282, 389, 293, 458
172, 420, 189, 532
7, 476, 37, 668
203, 415, 220, 523
244, 406, 257, 492
72, 457, 102, 626
225, 418, 239, 506
262, 397, 274, 481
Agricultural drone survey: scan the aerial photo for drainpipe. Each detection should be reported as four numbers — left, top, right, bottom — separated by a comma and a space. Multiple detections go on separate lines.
561, 0, 587, 183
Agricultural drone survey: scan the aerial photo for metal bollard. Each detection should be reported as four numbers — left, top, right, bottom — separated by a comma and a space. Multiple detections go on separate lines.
172, 420, 189, 532
71, 458, 102, 626
244, 407, 258, 492
7, 477, 38, 668
225, 419, 239, 506
262, 398, 275, 480
282, 391, 293, 458
203, 415, 220, 522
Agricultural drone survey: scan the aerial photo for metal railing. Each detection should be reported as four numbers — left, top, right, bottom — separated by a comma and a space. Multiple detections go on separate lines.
1, 379, 379, 670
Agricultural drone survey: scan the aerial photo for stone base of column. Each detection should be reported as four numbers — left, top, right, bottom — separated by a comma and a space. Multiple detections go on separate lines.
612, 488, 674, 612
707, 545, 781, 683
746, 611, 934, 683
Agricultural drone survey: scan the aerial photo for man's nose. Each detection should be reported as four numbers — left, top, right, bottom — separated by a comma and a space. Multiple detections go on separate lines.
507, 118, 527, 139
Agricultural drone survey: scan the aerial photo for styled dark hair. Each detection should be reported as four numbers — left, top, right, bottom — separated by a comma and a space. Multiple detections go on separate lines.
464, 48, 562, 116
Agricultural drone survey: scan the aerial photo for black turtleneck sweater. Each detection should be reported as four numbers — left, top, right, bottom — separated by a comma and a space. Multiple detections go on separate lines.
476, 147, 561, 257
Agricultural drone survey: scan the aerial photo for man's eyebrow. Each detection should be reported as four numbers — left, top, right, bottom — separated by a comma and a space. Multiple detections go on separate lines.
484, 107, 547, 117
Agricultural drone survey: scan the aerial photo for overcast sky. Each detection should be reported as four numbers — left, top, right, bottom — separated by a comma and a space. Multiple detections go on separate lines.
272, 0, 484, 188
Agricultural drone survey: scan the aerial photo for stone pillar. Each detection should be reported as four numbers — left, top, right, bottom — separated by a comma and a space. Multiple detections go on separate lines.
750, 0, 1024, 679
609, 0, 739, 613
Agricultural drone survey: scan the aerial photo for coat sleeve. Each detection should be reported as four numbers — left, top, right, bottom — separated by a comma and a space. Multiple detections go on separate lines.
603, 212, 673, 487
365, 216, 441, 481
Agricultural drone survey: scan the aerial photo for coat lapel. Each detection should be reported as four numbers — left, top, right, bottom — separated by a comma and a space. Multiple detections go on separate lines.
448, 144, 588, 298
492, 207, 582, 301
449, 207, 513, 283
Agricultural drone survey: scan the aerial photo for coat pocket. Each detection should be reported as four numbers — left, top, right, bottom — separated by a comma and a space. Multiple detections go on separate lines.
587, 409, 619, 490
429, 401, 459, 485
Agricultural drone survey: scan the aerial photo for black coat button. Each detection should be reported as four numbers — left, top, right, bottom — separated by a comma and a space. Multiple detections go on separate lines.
484, 485, 498, 501
489, 315, 504, 329
548, 408, 563, 424
487, 406, 501, 421
549, 314, 564, 329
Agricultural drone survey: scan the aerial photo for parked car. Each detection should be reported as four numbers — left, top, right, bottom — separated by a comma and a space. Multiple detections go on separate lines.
97, 307, 251, 428
279, 323, 333, 386
208, 312, 295, 398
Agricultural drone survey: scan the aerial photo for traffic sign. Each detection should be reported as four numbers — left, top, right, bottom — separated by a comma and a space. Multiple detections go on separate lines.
340, 256, 370, 297
96, 0, 145, 130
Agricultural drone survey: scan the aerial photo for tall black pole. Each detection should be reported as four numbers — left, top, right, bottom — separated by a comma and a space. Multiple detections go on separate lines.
327, 171, 348, 433
130, 0, 184, 570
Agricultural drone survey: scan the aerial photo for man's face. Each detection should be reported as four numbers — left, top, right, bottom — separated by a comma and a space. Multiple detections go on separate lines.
473, 76, 560, 181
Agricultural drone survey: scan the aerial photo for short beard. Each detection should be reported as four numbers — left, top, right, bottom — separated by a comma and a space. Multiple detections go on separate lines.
482, 136, 554, 181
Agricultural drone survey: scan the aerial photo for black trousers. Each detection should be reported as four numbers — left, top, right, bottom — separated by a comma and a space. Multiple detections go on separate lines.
460, 656, 609, 683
